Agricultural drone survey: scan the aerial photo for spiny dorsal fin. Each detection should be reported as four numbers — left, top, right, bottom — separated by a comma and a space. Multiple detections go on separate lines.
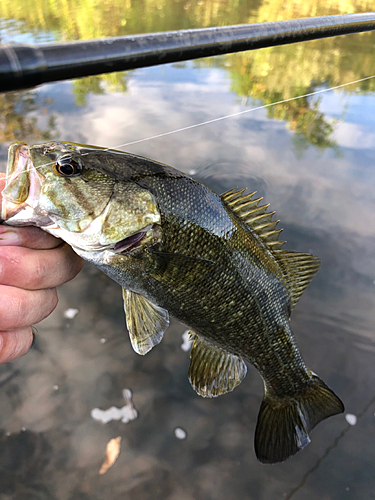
221, 188, 286, 251
221, 188, 320, 308
273, 250, 321, 309
188, 332, 247, 398
123, 289, 169, 355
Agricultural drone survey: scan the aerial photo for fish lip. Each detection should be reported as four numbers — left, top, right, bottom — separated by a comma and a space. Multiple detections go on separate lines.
2, 143, 34, 221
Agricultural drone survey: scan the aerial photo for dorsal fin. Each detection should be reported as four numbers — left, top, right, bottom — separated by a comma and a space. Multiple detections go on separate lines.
221, 188, 320, 309
272, 250, 320, 309
221, 188, 286, 251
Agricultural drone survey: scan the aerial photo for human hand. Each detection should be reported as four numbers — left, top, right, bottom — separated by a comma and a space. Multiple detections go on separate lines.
0, 173, 83, 363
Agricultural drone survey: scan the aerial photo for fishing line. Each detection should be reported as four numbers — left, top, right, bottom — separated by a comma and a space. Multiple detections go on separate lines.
109, 74, 375, 150
7, 73, 375, 179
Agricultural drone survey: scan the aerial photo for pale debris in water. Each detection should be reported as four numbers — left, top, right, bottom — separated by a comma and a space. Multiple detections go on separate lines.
174, 427, 187, 440
91, 389, 138, 424
181, 330, 193, 352
99, 436, 121, 474
100, 338, 107, 343
64, 308, 79, 319
345, 413, 357, 426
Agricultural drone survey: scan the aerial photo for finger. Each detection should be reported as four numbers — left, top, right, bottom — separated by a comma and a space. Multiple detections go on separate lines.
0, 327, 34, 363
0, 225, 63, 250
0, 174, 5, 216
0, 285, 58, 330
0, 243, 83, 290
0, 175, 5, 220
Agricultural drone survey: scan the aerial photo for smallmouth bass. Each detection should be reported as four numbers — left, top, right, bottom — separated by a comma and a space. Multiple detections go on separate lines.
1, 141, 344, 463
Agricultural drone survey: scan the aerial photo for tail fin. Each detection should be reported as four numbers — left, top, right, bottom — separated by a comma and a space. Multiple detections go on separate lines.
254, 375, 344, 464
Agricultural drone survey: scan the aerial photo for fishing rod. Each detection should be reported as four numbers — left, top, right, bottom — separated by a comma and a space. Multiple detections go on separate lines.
1, 13, 375, 93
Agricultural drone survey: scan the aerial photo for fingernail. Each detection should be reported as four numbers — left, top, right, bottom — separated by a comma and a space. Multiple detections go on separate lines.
29, 327, 37, 350
0, 229, 20, 245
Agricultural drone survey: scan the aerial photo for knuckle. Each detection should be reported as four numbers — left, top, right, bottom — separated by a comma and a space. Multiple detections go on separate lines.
10, 292, 28, 323
0, 289, 21, 317
32, 256, 49, 288
25, 250, 57, 290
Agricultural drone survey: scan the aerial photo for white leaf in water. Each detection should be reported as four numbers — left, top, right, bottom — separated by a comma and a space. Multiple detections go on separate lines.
91, 388, 138, 424
64, 308, 79, 319
174, 427, 187, 440
181, 330, 193, 352
99, 436, 121, 474
345, 413, 357, 426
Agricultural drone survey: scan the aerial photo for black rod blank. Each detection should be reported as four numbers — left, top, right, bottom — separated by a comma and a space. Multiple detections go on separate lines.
1, 13, 375, 93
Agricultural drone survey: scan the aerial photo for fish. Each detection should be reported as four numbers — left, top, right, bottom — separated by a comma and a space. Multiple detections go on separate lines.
1, 141, 344, 463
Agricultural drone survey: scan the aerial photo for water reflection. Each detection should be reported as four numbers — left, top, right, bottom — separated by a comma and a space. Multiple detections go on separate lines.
0, 91, 56, 143
2, 0, 375, 150
1, 0, 375, 499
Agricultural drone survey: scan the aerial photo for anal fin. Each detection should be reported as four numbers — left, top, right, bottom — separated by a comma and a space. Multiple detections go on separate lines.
123, 289, 169, 355
188, 333, 247, 398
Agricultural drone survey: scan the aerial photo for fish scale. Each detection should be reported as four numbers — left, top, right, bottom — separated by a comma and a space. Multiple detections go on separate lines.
1, 141, 344, 464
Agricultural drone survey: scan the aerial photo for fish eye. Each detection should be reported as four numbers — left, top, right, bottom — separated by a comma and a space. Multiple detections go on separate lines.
55, 157, 82, 177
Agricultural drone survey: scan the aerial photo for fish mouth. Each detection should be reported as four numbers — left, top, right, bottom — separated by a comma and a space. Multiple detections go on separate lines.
1, 143, 43, 223
2, 142, 162, 255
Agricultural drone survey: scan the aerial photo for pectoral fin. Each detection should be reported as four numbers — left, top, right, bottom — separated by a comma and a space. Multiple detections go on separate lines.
122, 289, 169, 355
188, 333, 247, 398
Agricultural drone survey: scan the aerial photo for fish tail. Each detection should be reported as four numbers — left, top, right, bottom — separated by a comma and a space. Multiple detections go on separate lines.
254, 374, 344, 464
